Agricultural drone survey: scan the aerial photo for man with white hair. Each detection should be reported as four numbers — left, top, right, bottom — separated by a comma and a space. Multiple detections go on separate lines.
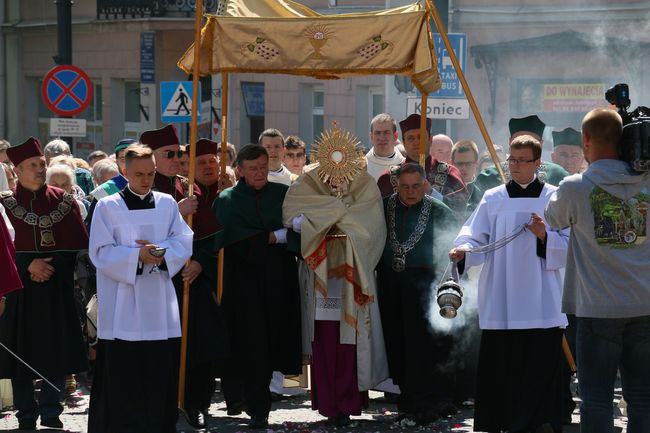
43, 139, 94, 195
46, 164, 89, 220
91, 159, 119, 187
43, 139, 71, 165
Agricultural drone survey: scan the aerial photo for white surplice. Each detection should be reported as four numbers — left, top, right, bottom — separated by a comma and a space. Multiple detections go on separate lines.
89, 191, 193, 341
365, 148, 405, 181
454, 184, 569, 330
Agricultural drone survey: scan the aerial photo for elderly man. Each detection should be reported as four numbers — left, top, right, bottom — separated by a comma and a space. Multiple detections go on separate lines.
551, 127, 585, 175
139, 125, 198, 217
43, 139, 94, 195
450, 135, 570, 433
429, 134, 453, 163
365, 113, 405, 181
377, 114, 467, 213
0, 137, 88, 430
91, 159, 119, 187
214, 145, 302, 429
377, 162, 456, 426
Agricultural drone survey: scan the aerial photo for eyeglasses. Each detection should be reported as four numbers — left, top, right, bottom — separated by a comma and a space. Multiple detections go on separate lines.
506, 157, 538, 165
162, 150, 184, 159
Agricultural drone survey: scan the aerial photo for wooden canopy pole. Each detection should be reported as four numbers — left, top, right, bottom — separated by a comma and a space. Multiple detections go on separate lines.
419, 92, 428, 167
178, 0, 202, 410
217, 72, 228, 305
424, 0, 506, 184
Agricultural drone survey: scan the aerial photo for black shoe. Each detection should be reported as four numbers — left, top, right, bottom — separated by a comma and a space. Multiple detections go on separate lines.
438, 402, 459, 417
226, 401, 247, 416
249, 415, 268, 429
415, 410, 440, 426
185, 407, 207, 429
17, 419, 36, 430
41, 416, 64, 429
333, 414, 350, 427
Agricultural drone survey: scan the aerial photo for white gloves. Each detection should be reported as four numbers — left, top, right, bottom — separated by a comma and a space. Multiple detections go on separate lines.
273, 228, 288, 244
292, 214, 305, 234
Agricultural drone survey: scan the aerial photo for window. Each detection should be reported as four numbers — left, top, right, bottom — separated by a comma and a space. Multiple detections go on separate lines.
313, 87, 324, 140
371, 92, 384, 118
125, 81, 142, 123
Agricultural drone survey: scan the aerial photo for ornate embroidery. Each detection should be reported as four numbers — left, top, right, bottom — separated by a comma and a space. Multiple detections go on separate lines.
0, 192, 76, 248
242, 36, 280, 60
304, 24, 332, 60
429, 162, 449, 193
358, 35, 392, 59
388, 165, 401, 192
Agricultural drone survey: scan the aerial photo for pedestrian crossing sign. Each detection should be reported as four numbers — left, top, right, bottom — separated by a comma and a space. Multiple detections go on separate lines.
160, 81, 201, 123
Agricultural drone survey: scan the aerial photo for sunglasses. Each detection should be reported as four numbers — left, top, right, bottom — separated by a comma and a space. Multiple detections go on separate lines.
162, 150, 184, 159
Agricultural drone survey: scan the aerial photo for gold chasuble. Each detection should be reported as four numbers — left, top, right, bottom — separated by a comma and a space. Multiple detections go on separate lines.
283, 125, 388, 390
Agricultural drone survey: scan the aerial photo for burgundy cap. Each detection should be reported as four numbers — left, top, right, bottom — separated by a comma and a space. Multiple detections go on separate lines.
7, 137, 44, 166
187, 138, 219, 157
399, 114, 432, 137
139, 125, 180, 151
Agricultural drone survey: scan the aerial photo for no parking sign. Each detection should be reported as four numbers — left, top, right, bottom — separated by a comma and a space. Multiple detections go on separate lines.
41, 65, 93, 117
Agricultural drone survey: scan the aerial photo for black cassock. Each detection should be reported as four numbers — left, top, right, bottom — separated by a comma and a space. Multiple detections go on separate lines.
377, 195, 456, 417
214, 180, 302, 419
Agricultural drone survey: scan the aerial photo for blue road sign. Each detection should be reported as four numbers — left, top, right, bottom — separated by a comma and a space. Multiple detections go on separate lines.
140, 32, 155, 84
432, 33, 467, 98
41, 65, 93, 117
161, 81, 200, 123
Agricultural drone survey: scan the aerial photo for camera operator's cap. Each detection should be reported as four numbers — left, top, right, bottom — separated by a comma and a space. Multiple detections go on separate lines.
114, 138, 137, 154
186, 138, 219, 157
139, 125, 180, 151
552, 128, 582, 148
7, 137, 43, 167
399, 114, 432, 138
509, 115, 546, 140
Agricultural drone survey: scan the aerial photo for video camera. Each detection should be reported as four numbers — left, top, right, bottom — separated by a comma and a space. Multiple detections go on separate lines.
605, 83, 650, 172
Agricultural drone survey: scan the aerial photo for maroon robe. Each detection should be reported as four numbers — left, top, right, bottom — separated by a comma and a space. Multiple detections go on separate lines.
376, 156, 468, 213
0, 184, 88, 379
0, 208, 21, 297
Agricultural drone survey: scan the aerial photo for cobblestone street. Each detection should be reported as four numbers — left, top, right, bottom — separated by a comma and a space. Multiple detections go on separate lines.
0, 378, 629, 432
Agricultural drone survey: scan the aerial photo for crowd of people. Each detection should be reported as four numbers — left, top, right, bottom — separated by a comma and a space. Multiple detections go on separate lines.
0, 107, 648, 433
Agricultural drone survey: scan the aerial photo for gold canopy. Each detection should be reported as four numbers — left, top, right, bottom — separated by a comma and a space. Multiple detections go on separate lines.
177, 0, 441, 94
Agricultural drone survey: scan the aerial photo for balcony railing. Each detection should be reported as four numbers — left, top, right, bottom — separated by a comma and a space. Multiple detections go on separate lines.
97, 0, 219, 20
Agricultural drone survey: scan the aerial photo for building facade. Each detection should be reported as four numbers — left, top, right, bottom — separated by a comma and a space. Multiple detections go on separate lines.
1, 0, 649, 159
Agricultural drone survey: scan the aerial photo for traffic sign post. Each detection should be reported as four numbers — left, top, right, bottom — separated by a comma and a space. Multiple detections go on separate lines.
432, 33, 467, 99
161, 81, 200, 123
41, 65, 93, 116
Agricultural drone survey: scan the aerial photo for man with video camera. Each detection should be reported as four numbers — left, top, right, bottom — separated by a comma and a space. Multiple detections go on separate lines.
545, 107, 650, 433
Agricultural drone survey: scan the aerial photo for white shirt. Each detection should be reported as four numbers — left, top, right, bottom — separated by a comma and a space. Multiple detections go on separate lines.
454, 183, 569, 330
365, 148, 405, 181
268, 165, 296, 186
89, 191, 193, 341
